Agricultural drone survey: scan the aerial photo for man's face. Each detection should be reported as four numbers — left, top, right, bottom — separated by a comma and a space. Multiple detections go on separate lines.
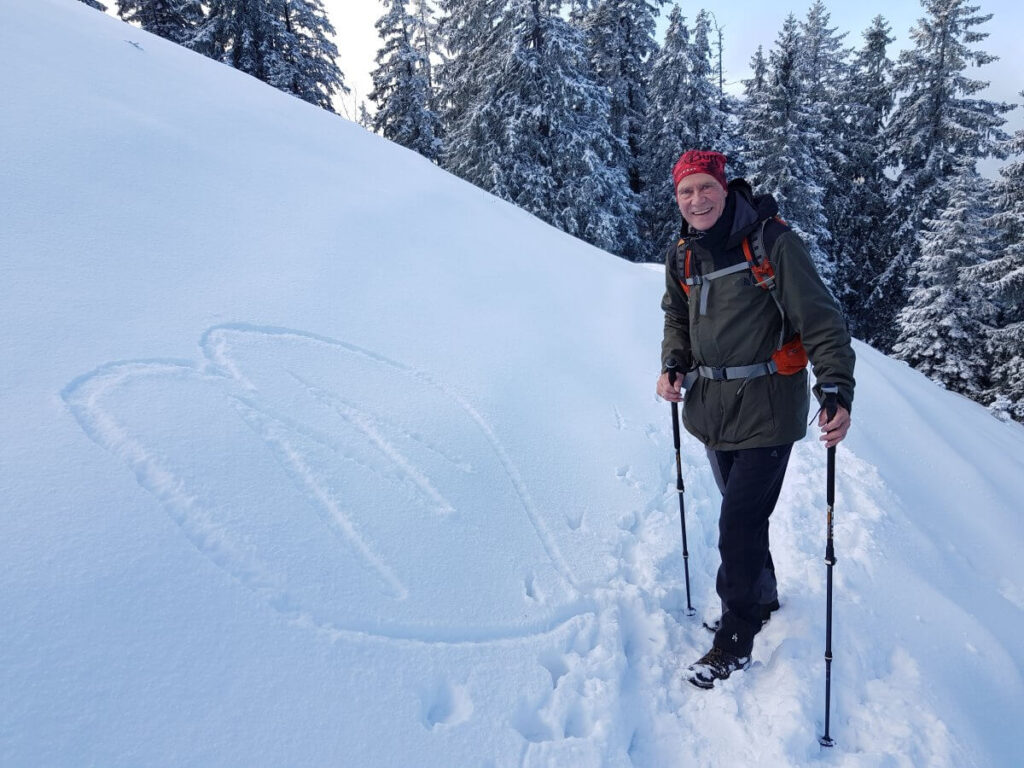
675, 173, 727, 231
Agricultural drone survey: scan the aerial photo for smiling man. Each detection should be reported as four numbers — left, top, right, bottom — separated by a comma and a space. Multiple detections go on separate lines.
655, 150, 856, 689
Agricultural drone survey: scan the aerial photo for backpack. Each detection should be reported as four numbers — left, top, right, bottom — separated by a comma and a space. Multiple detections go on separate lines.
677, 217, 808, 379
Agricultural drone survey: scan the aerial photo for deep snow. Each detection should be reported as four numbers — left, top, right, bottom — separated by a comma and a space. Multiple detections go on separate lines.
2, 1, 1023, 766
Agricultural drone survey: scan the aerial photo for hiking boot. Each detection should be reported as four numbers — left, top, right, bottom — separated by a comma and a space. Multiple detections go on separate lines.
684, 646, 752, 690
702, 598, 780, 633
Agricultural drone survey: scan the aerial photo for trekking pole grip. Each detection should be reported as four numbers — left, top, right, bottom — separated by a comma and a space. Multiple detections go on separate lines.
666, 359, 681, 450
821, 384, 838, 505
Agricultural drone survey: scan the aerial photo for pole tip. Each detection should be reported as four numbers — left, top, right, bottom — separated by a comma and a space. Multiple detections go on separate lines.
819, 736, 835, 748
685, 608, 696, 617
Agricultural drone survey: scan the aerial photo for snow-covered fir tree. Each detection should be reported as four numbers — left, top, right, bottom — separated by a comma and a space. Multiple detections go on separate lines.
892, 159, 997, 397
637, 6, 690, 252
974, 104, 1024, 421
741, 14, 833, 285
740, 44, 768, 113
694, 11, 744, 179
191, 0, 346, 111
584, 0, 664, 260
272, 0, 347, 110
744, 44, 768, 96
798, 1, 849, 296
191, 0, 273, 74
439, 0, 636, 255
435, 0, 504, 188
369, 0, 442, 161
493, 0, 637, 254
866, 0, 1012, 351
832, 16, 895, 336
735, 44, 768, 179
638, 6, 732, 253
689, 11, 736, 159
116, 0, 203, 46
410, 0, 439, 107
78, 0, 108, 10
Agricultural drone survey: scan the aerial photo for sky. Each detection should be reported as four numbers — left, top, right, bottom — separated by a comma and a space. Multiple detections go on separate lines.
324, 0, 1023, 174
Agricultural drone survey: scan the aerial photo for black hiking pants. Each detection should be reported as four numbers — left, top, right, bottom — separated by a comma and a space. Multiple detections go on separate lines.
706, 443, 793, 657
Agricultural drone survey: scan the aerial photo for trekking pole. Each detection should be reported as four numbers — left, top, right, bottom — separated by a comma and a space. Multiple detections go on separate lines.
666, 359, 696, 617
819, 384, 839, 748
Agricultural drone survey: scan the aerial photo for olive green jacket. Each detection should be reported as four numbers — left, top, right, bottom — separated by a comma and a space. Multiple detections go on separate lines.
660, 182, 856, 450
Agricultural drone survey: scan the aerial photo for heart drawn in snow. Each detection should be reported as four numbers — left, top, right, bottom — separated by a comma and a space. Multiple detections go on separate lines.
63, 325, 581, 642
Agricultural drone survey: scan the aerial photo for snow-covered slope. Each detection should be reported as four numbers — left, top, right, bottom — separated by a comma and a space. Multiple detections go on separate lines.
2, 2, 1022, 766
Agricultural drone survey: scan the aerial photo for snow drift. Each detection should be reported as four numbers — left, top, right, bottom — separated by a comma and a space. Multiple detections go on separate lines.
1, 1, 1022, 766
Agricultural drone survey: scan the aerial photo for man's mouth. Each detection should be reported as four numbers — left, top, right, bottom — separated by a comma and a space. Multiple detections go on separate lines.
692, 206, 713, 216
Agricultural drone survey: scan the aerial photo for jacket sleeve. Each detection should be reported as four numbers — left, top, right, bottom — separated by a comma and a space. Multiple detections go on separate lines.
772, 232, 856, 412
660, 243, 692, 373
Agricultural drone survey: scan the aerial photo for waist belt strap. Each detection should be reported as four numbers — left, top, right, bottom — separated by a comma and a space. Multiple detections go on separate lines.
697, 360, 779, 381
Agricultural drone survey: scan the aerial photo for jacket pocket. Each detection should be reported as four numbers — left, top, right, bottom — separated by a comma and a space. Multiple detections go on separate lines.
682, 378, 712, 445
722, 375, 775, 446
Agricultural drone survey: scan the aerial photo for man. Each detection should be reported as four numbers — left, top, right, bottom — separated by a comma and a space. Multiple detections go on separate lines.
656, 149, 855, 689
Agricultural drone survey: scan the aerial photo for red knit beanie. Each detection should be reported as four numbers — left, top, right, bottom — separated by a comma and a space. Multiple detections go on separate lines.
672, 150, 728, 191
